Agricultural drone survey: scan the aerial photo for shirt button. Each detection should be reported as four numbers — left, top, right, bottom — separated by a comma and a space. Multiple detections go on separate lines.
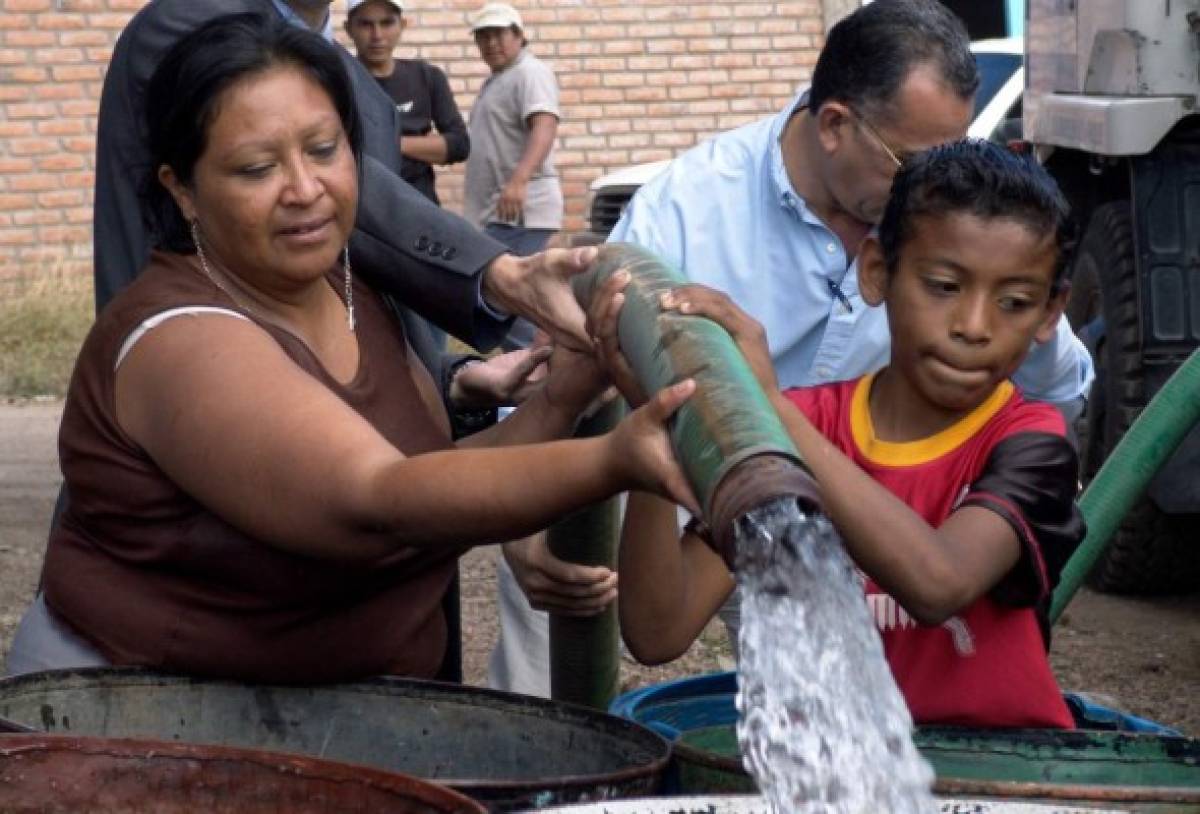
816, 366, 832, 379
826, 243, 837, 254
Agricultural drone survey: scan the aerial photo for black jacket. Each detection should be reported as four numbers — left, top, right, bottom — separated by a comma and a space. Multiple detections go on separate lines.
92, 0, 513, 365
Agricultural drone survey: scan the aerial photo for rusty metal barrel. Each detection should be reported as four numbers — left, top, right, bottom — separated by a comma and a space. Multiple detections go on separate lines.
0, 733, 484, 813
0, 669, 669, 812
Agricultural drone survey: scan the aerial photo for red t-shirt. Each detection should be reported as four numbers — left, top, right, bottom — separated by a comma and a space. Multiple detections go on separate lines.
783, 374, 1084, 729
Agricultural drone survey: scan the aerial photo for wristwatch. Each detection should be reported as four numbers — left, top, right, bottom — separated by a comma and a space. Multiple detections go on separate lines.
444, 356, 499, 438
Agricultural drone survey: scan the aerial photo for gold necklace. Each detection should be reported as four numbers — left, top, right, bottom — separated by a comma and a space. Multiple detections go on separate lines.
188, 220, 355, 331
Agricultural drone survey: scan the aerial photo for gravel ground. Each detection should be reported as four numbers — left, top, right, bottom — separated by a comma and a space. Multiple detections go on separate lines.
1, 398, 1197, 735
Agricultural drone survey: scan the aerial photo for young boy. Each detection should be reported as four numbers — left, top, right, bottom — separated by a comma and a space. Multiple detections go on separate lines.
601, 139, 1086, 729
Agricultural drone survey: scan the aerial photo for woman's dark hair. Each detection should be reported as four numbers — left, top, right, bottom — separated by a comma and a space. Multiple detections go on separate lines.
143, 13, 362, 252
878, 139, 1076, 293
809, 0, 979, 123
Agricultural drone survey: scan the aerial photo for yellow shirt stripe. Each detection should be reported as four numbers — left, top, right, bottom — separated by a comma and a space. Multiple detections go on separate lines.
850, 373, 1014, 467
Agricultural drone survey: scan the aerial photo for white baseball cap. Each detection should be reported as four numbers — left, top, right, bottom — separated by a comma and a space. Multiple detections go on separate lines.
347, 0, 403, 19
469, 2, 523, 31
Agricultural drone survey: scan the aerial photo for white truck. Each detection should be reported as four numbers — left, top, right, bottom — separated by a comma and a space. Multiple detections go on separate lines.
1026, 0, 1200, 593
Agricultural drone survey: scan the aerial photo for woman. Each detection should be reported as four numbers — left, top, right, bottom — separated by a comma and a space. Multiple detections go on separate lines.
6, 14, 694, 683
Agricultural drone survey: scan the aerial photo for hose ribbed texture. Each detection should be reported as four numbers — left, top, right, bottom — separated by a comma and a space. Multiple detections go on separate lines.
548, 398, 623, 709
1051, 348, 1200, 622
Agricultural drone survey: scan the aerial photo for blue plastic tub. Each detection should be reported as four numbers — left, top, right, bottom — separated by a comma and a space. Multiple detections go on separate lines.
609, 672, 1200, 811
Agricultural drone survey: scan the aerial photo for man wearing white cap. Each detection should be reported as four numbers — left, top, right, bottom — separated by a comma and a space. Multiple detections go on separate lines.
464, 2, 563, 257
345, 0, 469, 208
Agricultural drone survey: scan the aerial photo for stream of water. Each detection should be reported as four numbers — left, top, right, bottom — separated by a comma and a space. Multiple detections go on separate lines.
735, 497, 936, 813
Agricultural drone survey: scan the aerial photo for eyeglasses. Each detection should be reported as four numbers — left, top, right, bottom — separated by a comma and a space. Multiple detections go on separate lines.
851, 108, 904, 169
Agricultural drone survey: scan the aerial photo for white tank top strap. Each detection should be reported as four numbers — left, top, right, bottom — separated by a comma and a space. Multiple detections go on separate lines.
115, 306, 249, 371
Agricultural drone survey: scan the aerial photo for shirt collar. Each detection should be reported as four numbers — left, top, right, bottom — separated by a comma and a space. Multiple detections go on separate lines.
270, 0, 335, 41
769, 88, 820, 223
493, 48, 529, 75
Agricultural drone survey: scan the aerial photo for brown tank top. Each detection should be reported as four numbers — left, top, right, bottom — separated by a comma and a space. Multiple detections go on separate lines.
44, 250, 457, 682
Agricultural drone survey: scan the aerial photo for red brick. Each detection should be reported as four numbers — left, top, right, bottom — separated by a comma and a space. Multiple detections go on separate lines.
0, 121, 34, 137
37, 189, 84, 207
8, 173, 59, 191
34, 82, 85, 99
38, 154, 86, 172
6, 101, 56, 118
51, 64, 102, 81
0, 193, 37, 210
14, 209, 61, 226
0, 158, 34, 173
4, 0, 51, 11
3, 65, 49, 82
0, 228, 37, 246
57, 30, 109, 47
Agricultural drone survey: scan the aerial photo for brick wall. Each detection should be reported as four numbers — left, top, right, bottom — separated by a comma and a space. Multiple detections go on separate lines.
0, 0, 825, 282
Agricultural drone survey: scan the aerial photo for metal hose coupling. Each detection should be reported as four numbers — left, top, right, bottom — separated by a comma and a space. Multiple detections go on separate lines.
708, 453, 823, 571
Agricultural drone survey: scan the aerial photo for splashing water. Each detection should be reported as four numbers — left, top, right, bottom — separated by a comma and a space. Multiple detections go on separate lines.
735, 497, 936, 813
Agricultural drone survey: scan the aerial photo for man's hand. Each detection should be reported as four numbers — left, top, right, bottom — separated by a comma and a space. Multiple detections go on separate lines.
482, 246, 598, 353
503, 533, 618, 616
449, 346, 553, 411
496, 177, 528, 223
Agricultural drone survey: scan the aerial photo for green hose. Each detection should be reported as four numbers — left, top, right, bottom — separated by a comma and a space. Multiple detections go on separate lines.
547, 398, 623, 709
571, 243, 812, 518
1050, 348, 1200, 623
546, 244, 819, 708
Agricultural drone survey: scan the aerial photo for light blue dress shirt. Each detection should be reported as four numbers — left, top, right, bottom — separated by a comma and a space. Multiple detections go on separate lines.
270, 0, 334, 40
608, 91, 1094, 409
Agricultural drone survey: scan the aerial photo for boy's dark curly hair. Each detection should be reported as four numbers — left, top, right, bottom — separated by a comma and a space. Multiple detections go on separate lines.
878, 139, 1076, 293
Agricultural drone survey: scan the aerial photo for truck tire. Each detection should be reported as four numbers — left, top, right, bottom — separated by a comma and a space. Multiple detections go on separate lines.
1067, 202, 1199, 594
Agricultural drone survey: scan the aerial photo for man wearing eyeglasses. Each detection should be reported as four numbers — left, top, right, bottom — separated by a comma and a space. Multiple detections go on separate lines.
609, 0, 1091, 413
608, 0, 1093, 647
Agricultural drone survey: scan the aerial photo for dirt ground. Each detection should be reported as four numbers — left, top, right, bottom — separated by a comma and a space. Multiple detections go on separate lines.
2, 398, 1197, 735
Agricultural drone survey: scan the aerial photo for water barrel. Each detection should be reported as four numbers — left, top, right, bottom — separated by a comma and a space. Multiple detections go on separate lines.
0, 733, 485, 813
516, 795, 1129, 813
0, 669, 669, 812
609, 672, 1200, 812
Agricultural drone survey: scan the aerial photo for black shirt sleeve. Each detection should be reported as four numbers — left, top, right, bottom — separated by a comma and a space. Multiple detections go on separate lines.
426, 63, 469, 165
961, 431, 1086, 608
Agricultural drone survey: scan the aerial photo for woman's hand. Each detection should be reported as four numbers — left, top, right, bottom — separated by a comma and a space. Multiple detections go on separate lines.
608, 379, 700, 516
660, 284, 780, 394
541, 338, 612, 418
586, 268, 649, 408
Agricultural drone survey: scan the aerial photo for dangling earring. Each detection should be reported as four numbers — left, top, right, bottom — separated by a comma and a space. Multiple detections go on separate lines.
191, 219, 217, 286
343, 245, 356, 332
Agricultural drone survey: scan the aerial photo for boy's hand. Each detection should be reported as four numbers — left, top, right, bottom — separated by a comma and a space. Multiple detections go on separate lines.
503, 535, 618, 617
450, 345, 552, 410
660, 285, 780, 394
586, 268, 649, 407
608, 379, 701, 516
